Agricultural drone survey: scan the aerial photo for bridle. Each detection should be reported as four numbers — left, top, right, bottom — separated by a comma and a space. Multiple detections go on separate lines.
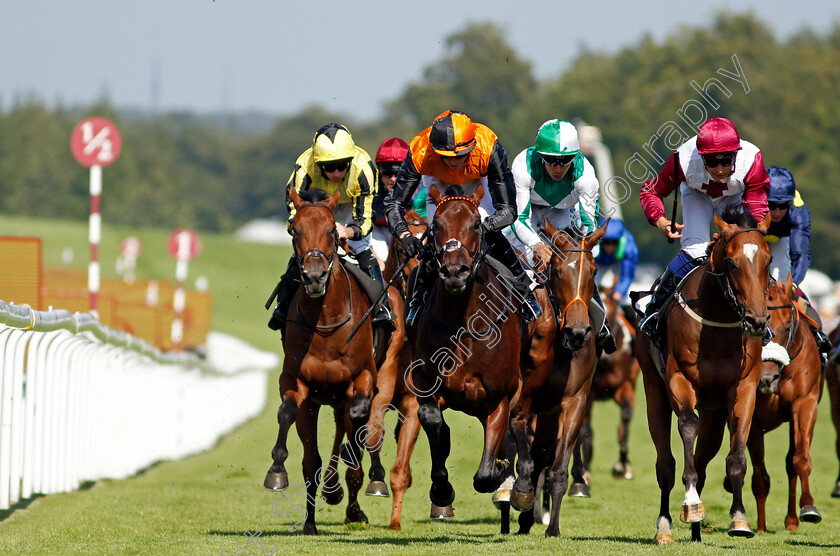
705, 227, 769, 320
767, 296, 803, 360
290, 203, 340, 276
428, 195, 486, 281
550, 232, 593, 329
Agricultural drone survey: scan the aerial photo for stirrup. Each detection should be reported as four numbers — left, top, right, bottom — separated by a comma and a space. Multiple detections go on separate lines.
267, 305, 285, 332
372, 305, 397, 333
521, 294, 542, 324
598, 327, 617, 354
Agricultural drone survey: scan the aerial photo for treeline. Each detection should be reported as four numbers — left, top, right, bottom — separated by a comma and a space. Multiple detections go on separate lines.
1, 13, 839, 275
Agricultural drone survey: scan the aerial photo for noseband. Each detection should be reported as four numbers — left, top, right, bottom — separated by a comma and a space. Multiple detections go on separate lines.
706, 227, 769, 320
429, 196, 485, 280
291, 203, 340, 275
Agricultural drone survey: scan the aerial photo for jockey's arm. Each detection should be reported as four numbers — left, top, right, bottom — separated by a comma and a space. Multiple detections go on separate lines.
640, 152, 685, 239
481, 141, 517, 232
575, 162, 600, 233
385, 154, 421, 239
346, 161, 376, 240
509, 150, 542, 248
284, 162, 309, 231
789, 203, 812, 285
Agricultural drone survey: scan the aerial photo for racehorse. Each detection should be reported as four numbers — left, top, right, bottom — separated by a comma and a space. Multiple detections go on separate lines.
407, 185, 550, 524
509, 220, 606, 537
826, 324, 840, 497
263, 187, 403, 535
383, 209, 427, 297
569, 289, 640, 497
730, 273, 823, 532
635, 212, 772, 544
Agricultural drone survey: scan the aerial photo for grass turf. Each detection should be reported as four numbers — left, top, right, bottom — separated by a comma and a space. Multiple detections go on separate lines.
1, 215, 839, 554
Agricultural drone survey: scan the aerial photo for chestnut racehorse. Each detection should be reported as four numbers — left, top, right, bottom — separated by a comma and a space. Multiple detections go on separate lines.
383, 209, 427, 297
733, 274, 824, 532
263, 188, 403, 535
408, 185, 552, 524
510, 221, 606, 537
635, 212, 772, 544
826, 324, 840, 497
570, 289, 640, 496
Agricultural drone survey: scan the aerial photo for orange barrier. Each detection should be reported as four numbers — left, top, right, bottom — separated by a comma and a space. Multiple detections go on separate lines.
0, 237, 42, 308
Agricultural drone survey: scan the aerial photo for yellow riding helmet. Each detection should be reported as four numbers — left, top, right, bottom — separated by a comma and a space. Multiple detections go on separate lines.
429, 110, 477, 157
312, 123, 356, 164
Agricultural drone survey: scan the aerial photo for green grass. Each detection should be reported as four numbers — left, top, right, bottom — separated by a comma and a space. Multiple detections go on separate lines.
1, 215, 840, 554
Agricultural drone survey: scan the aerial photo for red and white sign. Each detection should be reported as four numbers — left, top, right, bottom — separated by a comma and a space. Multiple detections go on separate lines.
168, 228, 202, 261
70, 117, 122, 168
120, 236, 142, 258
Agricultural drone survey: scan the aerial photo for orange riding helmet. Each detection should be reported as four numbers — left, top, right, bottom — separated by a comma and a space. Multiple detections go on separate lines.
428, 110, 477, 157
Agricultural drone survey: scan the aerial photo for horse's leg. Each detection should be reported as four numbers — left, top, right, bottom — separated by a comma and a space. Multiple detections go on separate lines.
494, 425, 517, 534
321, 406, 345, 505
614, 381, 635, 479
790, 396, 822, 528
725, 377, 758, 538
508, 397, 537, 512
389, 393, 423, 530
568, 436, 590, 498
343, 372, 374, 525
746, 426, 770, 533
473, 396, 510, 494
668, 372, 705, 528
826, 365, 840, 497
519, 414, 557, 535
265, 377, 308, 491
640, 349, 676, 545
417, 399, 455, 509
544, 391, 590, 538
691, 408, 727, 542
294, 398, 322, 535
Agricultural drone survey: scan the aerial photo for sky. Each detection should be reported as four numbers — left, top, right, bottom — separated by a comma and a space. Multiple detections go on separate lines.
1, 1, 838, 122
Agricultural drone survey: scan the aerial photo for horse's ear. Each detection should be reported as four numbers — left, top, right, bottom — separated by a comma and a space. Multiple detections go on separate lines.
713, 213, 730, 233
325, 189, 341, 211
544, 219, 558, 243
471, 185, 485, 206
289, 187, 303, 210
757, 211, 772, 234
784, 272, 794, 295
429, 186, 443, 205
586, 218, 609, 250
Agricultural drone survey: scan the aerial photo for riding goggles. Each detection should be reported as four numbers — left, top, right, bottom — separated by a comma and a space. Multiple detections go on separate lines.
320, 160, 351, 173
702, 154, 734, 168
540, 154, 575, 167
768, 201, 791, 210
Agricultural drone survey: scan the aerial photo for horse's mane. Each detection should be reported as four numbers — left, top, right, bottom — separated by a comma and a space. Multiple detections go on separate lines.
719, 204, 758, 228
442, 185, 467, 197
299, 188, 330, 204
405, 209, 423, 221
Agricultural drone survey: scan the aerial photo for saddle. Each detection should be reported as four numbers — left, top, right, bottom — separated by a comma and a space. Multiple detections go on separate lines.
342, 260, 388, 315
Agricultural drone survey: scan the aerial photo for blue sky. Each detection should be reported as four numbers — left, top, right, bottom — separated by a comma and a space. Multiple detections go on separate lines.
1, 1, 837, 121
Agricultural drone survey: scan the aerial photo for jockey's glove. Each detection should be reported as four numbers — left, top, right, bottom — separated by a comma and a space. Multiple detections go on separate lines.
481, 207, 516, 234
400, 234, 424, 258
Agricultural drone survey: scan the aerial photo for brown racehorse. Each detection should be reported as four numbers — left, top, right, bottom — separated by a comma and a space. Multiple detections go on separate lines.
511, 221, 606, 537
407, 185, 546, 522
731, 274, 824, 532
827, 324, 840, 497
383, 209, 427, 297
635, 212, 772, 544
263, 187, 403, 535
570, 289, 640, 498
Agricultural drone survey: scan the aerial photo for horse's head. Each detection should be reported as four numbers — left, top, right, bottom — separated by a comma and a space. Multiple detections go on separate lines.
546, 219, 608, 351
760, 273, 797, 394
428, 185, 484, 295
288, 188, 341, 298
711, 212, 772, 339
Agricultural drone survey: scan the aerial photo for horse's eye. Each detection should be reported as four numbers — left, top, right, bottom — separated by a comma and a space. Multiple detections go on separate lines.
473, 220, 481, 229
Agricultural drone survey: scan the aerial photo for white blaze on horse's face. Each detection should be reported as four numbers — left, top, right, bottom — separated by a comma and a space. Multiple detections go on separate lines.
742, 243, 758, 263
444, 239, 462, 252
568, 258, 578, 271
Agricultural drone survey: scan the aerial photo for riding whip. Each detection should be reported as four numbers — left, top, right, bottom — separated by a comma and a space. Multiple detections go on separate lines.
667, 150, 680, 244
345, 257, 411, 343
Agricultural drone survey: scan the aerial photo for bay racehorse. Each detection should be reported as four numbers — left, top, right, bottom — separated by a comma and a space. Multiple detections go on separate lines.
408, 185, 551, 523
510, 220, 606, 537
635, 212, 772, 544
383, 209, 427, 297
728, 273, 823, 531
263, 187, 403, 535
826, 324, 840, 497
571, 289, 640, 495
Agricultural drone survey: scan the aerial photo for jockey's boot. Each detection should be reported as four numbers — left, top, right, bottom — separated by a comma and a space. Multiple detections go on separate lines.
486, 230, 542, 323
358, 250, 397, 333
798, 297, 833, 367
267, 259, 301, 340
405, 260, 434, 328
592, 286, 618, 354
638, 267, 676, 346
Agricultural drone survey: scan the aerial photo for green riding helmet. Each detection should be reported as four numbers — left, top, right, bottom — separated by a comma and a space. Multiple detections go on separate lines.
534, 119, 580, 156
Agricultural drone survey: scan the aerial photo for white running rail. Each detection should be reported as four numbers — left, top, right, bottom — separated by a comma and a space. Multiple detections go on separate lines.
0, 300, 268, 510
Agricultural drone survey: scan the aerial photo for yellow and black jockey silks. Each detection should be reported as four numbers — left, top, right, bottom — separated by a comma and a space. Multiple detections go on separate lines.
286, 124, 377, 240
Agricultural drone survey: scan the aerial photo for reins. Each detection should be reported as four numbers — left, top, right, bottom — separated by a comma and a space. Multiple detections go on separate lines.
767, 301, 803, 360
704, 227, 769, 320
553, 236, 593, 329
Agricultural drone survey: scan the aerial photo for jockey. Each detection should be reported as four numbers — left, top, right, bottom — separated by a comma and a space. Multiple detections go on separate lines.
765, 165, 832, 362
384, 109, 543, 327
506, 119, 616, 353
637, 117, 770, 342
371, 137, 410, 265
594, 217, 639, 324
268, 123, 396, 334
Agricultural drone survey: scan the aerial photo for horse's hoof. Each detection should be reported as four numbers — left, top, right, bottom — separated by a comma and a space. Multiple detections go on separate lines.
680, 503, 706, 523
322, 485, 344, 505
831, 482, 840, 498
611, 462, 625, 478
654, 532, 675, 545
492, 487, 511, 509
727, 519, 754, 538
510, 488, 535, 512
345, 502, 369, 526
623, 464, 633, 480
430, 502, 455, 520
344, 521, 370, 531
365, 480, 390, 497
430, 483, 455, 507
568, 482, 591, 498
302, 522, 317, 536
800, 505, 822, 523
263, 471, 289, 491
